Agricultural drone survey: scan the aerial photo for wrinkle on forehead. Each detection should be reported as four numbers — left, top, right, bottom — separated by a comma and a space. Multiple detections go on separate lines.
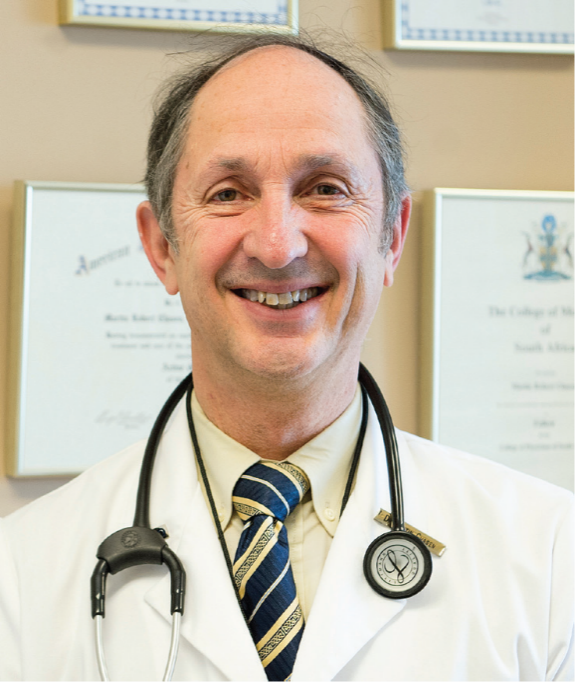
208, 153, 363, 182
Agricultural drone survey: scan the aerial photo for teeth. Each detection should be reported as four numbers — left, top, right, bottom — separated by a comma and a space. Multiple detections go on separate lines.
240, 287, 320, 308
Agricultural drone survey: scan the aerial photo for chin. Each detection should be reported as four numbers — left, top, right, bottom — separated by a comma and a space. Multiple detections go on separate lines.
234, 340, 331, 382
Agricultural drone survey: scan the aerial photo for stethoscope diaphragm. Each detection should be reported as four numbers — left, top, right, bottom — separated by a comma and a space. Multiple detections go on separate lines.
363, 530, 432, 599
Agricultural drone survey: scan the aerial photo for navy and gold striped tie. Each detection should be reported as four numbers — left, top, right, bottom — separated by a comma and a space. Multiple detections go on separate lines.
232, 461, 310, 681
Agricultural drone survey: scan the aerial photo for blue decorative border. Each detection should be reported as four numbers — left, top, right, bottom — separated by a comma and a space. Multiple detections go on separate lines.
401, 1, 574, 44
77, 1, 288, 25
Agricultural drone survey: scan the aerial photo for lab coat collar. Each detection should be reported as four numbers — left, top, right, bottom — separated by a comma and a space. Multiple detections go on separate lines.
291, 404, 408, 681
143, 397, 266, 681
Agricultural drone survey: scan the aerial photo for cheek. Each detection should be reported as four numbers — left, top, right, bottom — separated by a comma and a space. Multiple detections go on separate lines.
313, 218, 382, 283
323, 231, 385, 318
176, 222, 241, 288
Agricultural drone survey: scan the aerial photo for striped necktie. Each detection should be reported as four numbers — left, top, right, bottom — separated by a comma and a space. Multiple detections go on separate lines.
232, 461, 310, 681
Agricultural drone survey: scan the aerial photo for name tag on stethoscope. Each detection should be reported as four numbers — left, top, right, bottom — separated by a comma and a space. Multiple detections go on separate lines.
374, 509, 447, 557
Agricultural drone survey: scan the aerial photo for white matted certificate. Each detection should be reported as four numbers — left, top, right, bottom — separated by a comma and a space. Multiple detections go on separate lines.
382, 0, 574, 53
421, 189, 574, 490
58, 0, 297, 34
6, 181, 192, 477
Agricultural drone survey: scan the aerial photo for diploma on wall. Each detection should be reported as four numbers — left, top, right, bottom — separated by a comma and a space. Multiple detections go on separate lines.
6, 181, 192, 477
382, 0, 574, 54
421, 189, 574, 490
58, 0, 298, 34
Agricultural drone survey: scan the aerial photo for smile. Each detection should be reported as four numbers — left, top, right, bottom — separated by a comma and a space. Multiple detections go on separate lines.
235, 287, 323, 310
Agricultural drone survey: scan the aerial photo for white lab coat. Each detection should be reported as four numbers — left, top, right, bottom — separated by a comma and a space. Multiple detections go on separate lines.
0, 395, 573, 681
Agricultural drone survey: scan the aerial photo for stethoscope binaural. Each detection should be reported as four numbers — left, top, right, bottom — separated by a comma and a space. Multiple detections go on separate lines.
90, 363, 432, 681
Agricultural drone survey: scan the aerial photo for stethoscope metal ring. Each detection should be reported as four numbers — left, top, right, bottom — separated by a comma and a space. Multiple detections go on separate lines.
363, 530, 432, 599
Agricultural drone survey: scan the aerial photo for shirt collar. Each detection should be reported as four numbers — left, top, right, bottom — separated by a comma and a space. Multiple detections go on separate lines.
190, 385, 362, 537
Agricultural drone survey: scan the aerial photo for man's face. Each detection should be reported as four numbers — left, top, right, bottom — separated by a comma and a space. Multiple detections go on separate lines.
145, 47, 408, 383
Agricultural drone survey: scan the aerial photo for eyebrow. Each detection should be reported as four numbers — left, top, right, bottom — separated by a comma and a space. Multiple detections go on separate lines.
296, 154, 362, 186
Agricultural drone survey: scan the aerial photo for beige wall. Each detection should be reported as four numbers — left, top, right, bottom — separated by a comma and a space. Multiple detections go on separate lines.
0, 1, 573, 515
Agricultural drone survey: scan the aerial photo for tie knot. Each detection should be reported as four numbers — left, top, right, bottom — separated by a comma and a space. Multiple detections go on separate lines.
233, 461, 310, 523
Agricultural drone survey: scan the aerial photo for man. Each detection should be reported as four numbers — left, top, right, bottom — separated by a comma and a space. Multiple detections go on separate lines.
0, 34, 573, 681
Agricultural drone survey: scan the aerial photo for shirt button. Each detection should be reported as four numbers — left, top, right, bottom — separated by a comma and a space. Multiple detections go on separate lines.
324, 508, 335, 521
218, 508, 225, 523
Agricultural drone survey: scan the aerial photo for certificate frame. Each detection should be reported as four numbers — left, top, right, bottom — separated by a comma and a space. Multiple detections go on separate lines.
382, 0, 574, 54
421, 188, 574, 490
58, 0, 298, 34
6, 181, 192, 477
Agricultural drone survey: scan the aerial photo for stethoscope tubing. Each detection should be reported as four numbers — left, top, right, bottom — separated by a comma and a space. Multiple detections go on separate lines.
94, 612, 181, 681
134, 374, 193, 529
357, 364, 404, 531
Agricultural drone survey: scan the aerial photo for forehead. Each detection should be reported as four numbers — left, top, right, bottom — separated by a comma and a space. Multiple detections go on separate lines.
184, 46, 376, 167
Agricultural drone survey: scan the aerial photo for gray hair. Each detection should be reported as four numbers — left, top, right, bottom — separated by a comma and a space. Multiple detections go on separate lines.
144, 34, 409, 253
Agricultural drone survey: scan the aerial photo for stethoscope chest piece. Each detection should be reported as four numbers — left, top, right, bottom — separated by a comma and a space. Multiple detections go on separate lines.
363, 531, 432, 599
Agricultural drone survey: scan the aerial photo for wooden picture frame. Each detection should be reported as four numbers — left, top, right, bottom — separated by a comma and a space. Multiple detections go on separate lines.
382, 0, 574, 54
58, 0, 298, 34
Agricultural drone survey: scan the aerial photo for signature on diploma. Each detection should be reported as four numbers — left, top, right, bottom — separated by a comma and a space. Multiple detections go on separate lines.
96, 410, 150, 430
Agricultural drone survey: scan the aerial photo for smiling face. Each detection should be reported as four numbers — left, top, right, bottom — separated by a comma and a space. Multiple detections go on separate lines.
140, 46, 409, 387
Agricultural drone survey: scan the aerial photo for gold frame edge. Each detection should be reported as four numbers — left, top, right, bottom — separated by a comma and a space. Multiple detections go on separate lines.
381, 0, 398, 50
6, 182, 27, 477
419, 191, 437, 440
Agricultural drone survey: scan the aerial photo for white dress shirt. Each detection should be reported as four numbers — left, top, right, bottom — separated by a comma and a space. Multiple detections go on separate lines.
190, 385, 362, 620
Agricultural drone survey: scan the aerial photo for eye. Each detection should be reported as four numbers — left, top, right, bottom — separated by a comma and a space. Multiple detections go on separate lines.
213, 188, 239, 202
315, 184, 341, 196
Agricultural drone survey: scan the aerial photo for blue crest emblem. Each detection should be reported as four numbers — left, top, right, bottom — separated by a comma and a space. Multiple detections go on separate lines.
523, 214, 573, 281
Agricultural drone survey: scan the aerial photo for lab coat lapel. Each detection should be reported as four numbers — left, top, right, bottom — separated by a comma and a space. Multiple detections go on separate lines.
143, 398, 265, 681
292, 408, 407, 681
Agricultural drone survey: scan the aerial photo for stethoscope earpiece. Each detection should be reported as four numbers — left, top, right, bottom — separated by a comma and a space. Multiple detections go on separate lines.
363, 530, 432, 599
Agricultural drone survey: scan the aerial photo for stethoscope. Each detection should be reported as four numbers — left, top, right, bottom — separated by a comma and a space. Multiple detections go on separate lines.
90, 363, 432, 681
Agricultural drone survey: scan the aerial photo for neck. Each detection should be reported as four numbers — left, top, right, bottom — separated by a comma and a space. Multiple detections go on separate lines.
192, 358, 360, 461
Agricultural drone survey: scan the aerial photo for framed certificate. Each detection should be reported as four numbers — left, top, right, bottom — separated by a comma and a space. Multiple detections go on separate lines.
6, 181, 192, 477
421, 189, 574, 490
58, 0, 298, 34
382, 0, 574, 54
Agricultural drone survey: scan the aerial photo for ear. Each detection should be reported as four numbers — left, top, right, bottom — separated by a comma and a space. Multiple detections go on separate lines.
136, 201, 179, 295
383, 194, 412, 288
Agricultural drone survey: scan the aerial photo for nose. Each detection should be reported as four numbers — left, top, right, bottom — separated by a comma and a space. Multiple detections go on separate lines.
242, 193, 308, 269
